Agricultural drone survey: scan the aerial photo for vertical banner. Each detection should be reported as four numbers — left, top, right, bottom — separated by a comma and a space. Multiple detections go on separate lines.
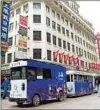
1, 0, 10, 55
96, 33, 100, 58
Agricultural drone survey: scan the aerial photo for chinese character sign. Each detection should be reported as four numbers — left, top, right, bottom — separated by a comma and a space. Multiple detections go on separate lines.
1, 0, 10, 55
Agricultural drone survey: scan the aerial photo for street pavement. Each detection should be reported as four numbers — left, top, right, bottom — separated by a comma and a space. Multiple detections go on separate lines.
1, 94, 100, 109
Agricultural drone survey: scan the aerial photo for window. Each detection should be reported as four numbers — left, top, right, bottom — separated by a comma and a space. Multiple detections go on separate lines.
47, 32, 51, 43
52, 21, 56, 29
43, 69, 51, 79
16, 8, 21, 15
70, 23, 73, 29
65, 20, 68, 25
72, 45, 75, 53
71, 32, 74, 40
46, 5, 50, 13
57, 24, 61, 32
33, 49, 41, 59
33, 3, 41, 9
61, 17, 64, 23
15, 21, 17, 29
67, 42, 70, 51
67, 75, 70, 82
1, 55, 5, 64
23, 4, 28, 13
9, 23, 14, 31
47, 50, 51, 60
10, 11, 14, 18
33, 31, 41, 40
52, 10, 55, 17
57, 13, 60, 19
63, 40, 66, 49
58, 38, 62, 47
8, 37, 13, 46
53, 35, 56, 45
46, 17, 50, 26
66, 29, 69, 37
62, 27, 65, 35
33, 15, 41, 23
75, 35, 77, 42
76, 47, 78, 54
7, 53, 12, 63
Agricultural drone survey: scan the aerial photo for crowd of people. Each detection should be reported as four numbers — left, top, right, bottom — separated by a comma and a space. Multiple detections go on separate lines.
1, 76, 9, 99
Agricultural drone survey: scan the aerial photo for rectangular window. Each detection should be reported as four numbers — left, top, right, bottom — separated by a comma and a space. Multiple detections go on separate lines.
1, 55, 5, 64
33, 15, 41, 23
70, 23, 73, 29
57, 24, 61, 32
75, 35, 77, 42
47, 50, 51, 60
57, 13, 60, 19
58, 38, 62, 47
53, 35, 56, 45
7, 53, 12, 63
71, 32, 74, 40
65, 20, 68, 25
16, 8, 21, 15
62, 27, 65, 35
72, 45, 75, 53
76, 47, 78, 54
66, 29, 69, 37
33, 3, 41, 9
33, 49, 41, 59
46, 17, 50, 26
47, 32, 51, 43
46, 5, 50, 13
63, 40, 66, 49
67, 42, 70, 51
10, 11, 14, 18
52, 21, 56, 29
9, 23, 14, 31
43, 69, 51, 79
33, 31, 41, 40
23, 4, 28, 13
8, 37, 13, 46
52, 10, 55, 17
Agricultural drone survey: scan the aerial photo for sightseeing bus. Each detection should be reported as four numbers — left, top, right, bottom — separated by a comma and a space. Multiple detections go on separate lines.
66, 70, 93, 97
9, 59, 67, 106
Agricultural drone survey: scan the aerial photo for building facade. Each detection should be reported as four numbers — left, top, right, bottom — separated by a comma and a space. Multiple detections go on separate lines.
1, 0, 98, 76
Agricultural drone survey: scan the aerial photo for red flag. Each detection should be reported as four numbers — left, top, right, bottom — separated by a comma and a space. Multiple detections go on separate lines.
80, 60, 84, 68
74, 57, 79, 64
64, 54, 69, 64
53, 50, 59, 60
59, 52, 64, 63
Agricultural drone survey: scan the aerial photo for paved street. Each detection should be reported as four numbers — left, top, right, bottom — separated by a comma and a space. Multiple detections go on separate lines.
1, 94, 100, 109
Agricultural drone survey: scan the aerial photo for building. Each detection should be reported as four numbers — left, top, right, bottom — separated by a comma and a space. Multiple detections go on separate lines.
1, 0, 98, 77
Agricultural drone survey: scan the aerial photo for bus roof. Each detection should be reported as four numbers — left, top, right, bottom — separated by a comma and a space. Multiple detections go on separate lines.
66, 70, 98, 76
10, 59, 66, 71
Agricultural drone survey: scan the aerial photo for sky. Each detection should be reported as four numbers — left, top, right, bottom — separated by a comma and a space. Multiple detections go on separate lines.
77, 1, 100, 33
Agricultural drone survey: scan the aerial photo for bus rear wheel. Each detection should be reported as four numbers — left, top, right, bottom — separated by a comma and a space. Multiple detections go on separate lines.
32, 95, 40, 107
58, 91, 64, 102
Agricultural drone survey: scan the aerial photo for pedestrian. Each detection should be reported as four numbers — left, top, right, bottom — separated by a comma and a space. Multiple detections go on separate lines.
97, 77, 100, 97
2, 76, 9, 99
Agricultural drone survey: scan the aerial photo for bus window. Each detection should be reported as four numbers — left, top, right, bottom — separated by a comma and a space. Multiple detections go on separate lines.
43, 69, 51, 79
27, 68, 36, 81
78, 75, 82, 81
67, 75, 70, 82
11, 67, 21, 79
37, 68, 43, 79
71, 75, 73, 82
74, 75, 77, 82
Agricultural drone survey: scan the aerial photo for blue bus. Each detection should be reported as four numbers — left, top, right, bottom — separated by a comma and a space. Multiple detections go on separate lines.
9, 59, 67, 106
66, 70, 93, 97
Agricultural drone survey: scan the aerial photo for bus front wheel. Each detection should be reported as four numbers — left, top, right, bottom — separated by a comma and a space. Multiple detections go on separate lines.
58, 91, 64, 102
32, 95, 40, 107
17, 102, 23, 106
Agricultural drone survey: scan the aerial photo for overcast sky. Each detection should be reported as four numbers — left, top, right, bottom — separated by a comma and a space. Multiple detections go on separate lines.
77, 1, 100, 33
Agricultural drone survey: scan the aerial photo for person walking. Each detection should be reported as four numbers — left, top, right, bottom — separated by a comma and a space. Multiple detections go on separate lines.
97, 77, 100, 97
2, 76, 9, 99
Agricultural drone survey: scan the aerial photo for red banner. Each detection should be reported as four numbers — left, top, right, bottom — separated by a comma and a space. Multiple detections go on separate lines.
64, 54, 69, 64
69, 55, 74, 65
59, 52, 64, 63
53, 50, 59, 61
74, 57, 79, 64
80, 60, 84, 68
96, 33, 100, 58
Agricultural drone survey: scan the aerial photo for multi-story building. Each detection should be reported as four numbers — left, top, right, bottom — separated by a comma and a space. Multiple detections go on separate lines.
1, 0, 98, 77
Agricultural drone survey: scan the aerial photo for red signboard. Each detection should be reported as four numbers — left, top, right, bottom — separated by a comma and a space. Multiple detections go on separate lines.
96, 33, 100, 58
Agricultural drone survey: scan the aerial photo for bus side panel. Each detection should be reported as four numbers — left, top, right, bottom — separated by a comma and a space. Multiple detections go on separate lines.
88, 81, 93, 94
67, 82, 75, 96
75, 82, 82, 96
